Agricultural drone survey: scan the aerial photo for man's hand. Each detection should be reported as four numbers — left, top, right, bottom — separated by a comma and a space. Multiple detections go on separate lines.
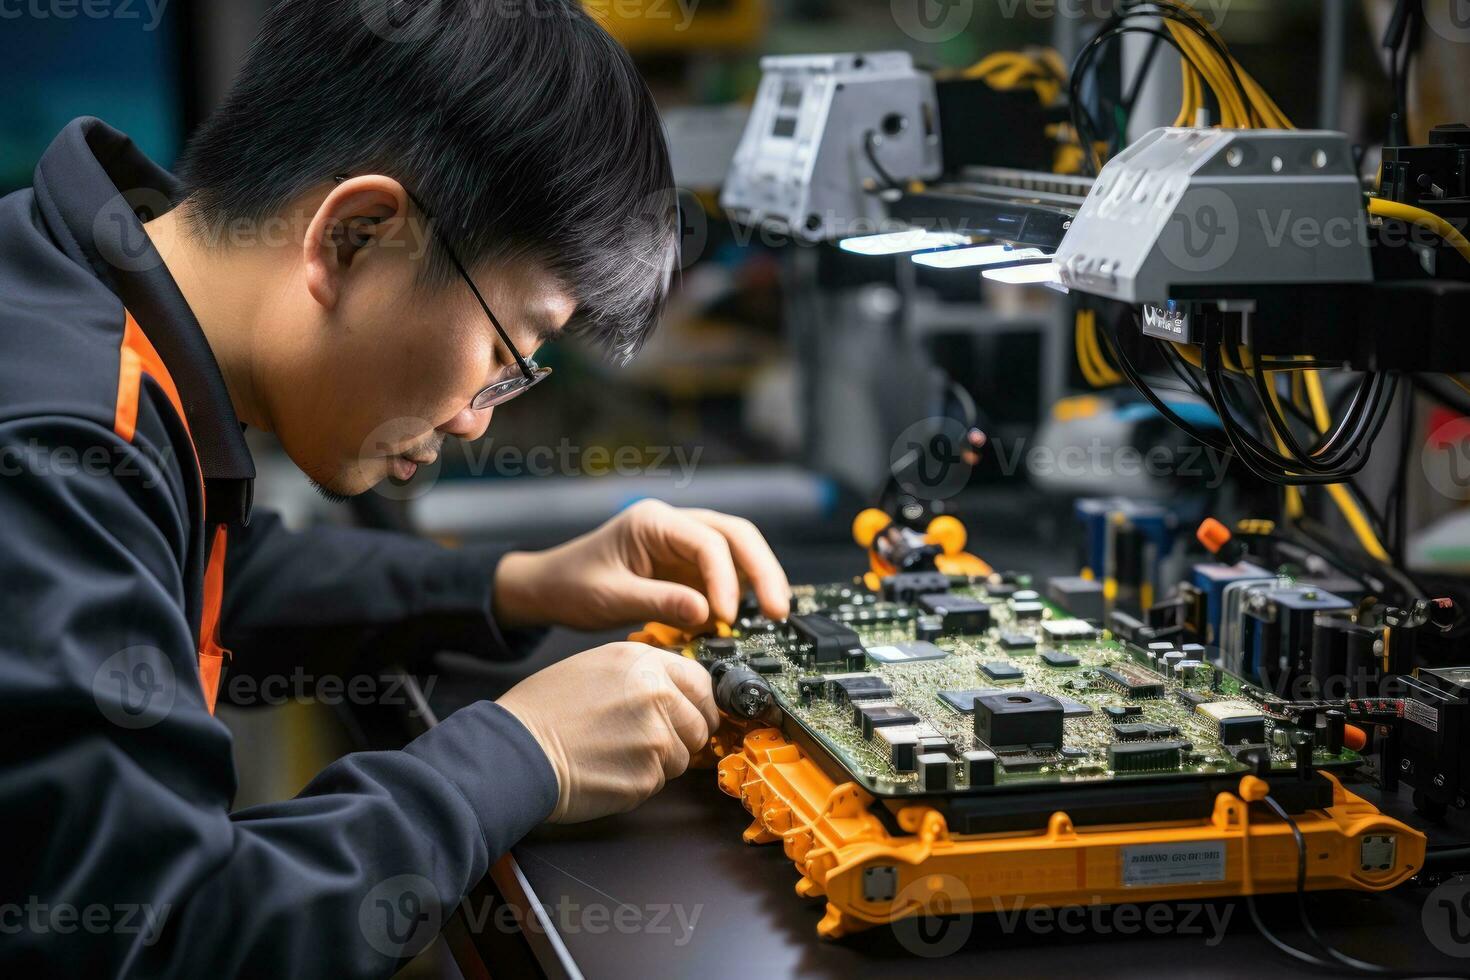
494, 499, 790, 631
497, 642, 718, 823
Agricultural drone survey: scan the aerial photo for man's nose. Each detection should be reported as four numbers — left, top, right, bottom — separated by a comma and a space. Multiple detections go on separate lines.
437, 404, 493, 442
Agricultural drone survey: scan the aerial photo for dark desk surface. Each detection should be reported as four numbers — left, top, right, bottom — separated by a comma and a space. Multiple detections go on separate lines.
423, 539, 1470, 979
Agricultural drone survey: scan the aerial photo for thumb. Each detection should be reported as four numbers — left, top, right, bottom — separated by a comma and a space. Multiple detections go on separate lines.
618, 576, 711, 628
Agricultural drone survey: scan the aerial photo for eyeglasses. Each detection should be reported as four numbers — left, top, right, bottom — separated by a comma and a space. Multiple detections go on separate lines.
333, 176, 551, 411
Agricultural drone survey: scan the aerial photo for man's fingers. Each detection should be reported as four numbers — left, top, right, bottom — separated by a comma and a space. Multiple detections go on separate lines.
686, 509, 791, 620
650, 512, 741, 624
621, 577, 710, 629
661, 651, 720, 734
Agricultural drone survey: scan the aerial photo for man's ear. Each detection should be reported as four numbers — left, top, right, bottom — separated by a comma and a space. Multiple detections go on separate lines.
303, 175, 411, 310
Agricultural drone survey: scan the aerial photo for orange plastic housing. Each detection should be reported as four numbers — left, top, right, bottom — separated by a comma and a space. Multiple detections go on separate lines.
716, 728, 1425, 939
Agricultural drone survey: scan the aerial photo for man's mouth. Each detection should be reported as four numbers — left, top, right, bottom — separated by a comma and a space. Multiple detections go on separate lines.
389, 453, 436, 481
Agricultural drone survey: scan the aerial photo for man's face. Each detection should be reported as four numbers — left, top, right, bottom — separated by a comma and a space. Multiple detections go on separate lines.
269, 249, 576, 498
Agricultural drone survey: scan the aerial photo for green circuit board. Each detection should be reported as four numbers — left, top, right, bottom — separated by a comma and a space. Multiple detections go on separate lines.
698, 577, 1360, 797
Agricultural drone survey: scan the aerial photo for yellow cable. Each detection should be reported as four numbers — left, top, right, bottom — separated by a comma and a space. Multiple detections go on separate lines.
1090, 316, 1123, 385
1075, 312, 1105, 388
1367, 197, 1470, 266
1303, 370, 1333, 433
1445, 374, 1470, 397
1300, 369, 1392, 560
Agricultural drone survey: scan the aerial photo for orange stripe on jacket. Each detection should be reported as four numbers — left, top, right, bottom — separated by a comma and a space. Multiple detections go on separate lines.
114, 310, 229, 714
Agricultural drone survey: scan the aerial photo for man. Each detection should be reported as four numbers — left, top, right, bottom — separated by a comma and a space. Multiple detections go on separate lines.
0, 1, 788, 975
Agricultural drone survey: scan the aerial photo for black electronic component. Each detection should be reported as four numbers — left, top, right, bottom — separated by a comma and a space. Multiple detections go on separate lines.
882, 571, 951, 604
878, 727, 920, 772
917, 753, 955, 792
797, 675, 825, 705
748, 656, 783, 675
1178, 690, 1209, 708
1107, 741, 1184, 772
999, 631, 1037, 650
1047, 575, 1105, 621
962, 749, 997, 787
981, 661, 1024, 681
1010, 601, 1044, 621
704, 637, 738, 658
1040, 650, 1080, 668
985, 582, 1019, 599
857, 704, 920, 740
831, 674, 892, 705
789, 613, 863, 665
1112, 722, 1179, 741
1323, 709, 1346, 753
1218, 715, 1267, 746
711, 662, 774, 720
973, 691, 1065, 749
844, 650, 867, 672
1103, 704, 1142, 720
914, 615, 943, 643
994, 751, 1049, 773
1097, 665, 1166, 699
918, 592, 993, 635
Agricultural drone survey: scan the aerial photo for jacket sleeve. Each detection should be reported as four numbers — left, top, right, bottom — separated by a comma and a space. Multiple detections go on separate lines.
220, 509, 544, 685
0, 415, 558, 979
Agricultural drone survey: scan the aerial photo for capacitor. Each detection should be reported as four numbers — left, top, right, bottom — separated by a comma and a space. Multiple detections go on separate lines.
1292, 731, 1315, 781
1323, 709, 1346, 754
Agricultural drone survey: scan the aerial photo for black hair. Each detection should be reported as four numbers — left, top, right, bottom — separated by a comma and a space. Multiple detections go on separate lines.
176, 0, 677, 361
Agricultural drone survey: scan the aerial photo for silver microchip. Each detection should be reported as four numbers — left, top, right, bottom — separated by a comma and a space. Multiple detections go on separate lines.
1042, 618, 1097, 641
865, 641, 948, 664
1360, 835, 1396, 872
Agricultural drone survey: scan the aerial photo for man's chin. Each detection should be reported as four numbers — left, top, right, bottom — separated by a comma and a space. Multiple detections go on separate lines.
307, 477, 359, 504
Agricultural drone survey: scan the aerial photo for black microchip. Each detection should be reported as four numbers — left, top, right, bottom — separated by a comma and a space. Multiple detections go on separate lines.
918, 592, 992, 635
917, 753, 955, 792
1011, 601, 1044, 621
962, 749, 997, 787
981, 661, 1024, 681
1111, 722, 1177, 741
1041, 650, 1080, 667
796, 675, 825, 704
788, 614, 862, 664
1107, 741, 1184, 772
999, 631, 1037, 650
1219, 715, 1268, 745
1098, 666, 1165, 699
831, 675, 891, 705
1178, 690, 1210, 708
747, 656, 783, 674
938, 688, 1000, 713
882, 571, 952, 604
1104, 704, 1143, 720
857, 704, 919, 740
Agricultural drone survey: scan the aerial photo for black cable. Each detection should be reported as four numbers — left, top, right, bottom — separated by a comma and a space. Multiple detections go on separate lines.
1106, 316, 1233, 454
1252, 795, 1464, 978
862, 130, 901, 191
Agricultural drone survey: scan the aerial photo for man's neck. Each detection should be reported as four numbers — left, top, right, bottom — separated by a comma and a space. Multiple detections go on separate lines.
143, 207, 273, 433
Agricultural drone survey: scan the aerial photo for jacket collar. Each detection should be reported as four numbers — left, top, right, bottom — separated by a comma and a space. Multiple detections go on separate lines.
33, 117, 254, 526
